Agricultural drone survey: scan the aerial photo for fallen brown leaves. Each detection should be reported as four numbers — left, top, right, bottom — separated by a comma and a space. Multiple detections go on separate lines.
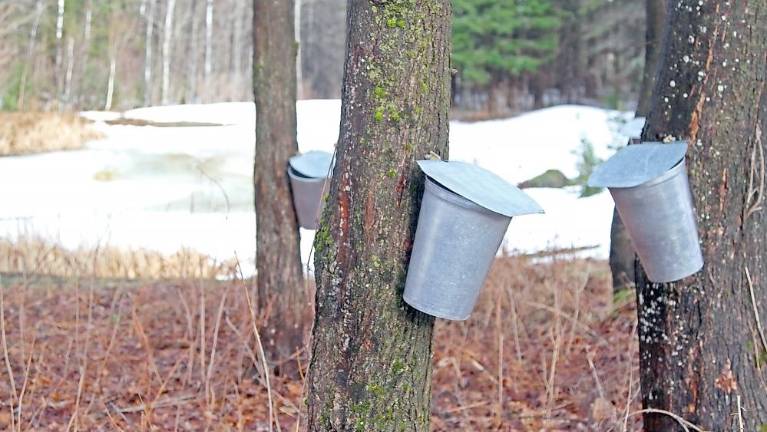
0, 256, 640, 431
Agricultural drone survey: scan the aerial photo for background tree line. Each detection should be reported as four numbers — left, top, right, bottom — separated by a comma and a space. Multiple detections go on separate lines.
1, 0, 646, 114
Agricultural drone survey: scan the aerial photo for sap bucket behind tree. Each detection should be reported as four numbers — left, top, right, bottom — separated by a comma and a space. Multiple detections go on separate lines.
403, 161, 544, 321
588, 141, 703, 283
288, 150, 333, 230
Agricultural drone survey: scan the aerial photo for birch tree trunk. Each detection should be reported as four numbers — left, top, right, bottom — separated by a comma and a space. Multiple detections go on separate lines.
307, 1, 452, 430
635, 1, 767, 430
54, 0, 66, 109
204, 0, 213, 80
144, 0, 156, 106
104, 55, 116, 110
253, 0, 304, 363
161, 0, 176, 105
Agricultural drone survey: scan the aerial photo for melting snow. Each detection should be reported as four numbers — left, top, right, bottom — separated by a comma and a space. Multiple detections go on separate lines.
1, 100, 634, 275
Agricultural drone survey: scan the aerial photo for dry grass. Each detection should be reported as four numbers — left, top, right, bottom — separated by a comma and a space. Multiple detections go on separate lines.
0, 112, 103, 157
0, 254, 640, 431
431, 256, 640, 431
0, 237, 239, 280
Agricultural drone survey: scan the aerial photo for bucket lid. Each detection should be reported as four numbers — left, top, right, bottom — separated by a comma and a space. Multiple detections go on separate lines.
588, 141, 688, 188
417, 160, 544, 218
288, 150, 334, 179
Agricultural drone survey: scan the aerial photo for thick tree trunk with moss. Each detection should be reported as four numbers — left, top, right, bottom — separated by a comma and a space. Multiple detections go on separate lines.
609, 0, 667, 292
635, 1, 767, 430
306, 1, 451, 430
253, 0, 304, 360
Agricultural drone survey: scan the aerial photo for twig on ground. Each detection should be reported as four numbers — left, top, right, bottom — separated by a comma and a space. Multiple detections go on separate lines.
628, 408, 707, 432
66, 276, 97, 432
83, 286, 125, 418
244, 283, 275, 432
565, 264, 590, 355
745, 266, 767, 355
586, 350, 606, 400
116, 394, 196, 414
0, 279, 18, 431
205, 284, 230, 427
130, 303, 163, 383
16, 329, 36, 431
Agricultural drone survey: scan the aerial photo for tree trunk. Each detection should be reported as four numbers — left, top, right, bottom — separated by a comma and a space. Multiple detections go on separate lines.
63, 37, 75, 106
204, 0, 214, 79
104, 55, 116, 110
185, 0, 199, 103
294, 0, 302, 98
608, 208, 635, 291
161, 0, 176, 105
144, 0, 156, 106
17, 0, 44, 111
306, 1, 451, 430
54, 0, 66, 109
75, 0, 93, 107
253, 0, 304, 362
609, 0, 667, 293
636, 1, 767, 430
636, 0, 666, 117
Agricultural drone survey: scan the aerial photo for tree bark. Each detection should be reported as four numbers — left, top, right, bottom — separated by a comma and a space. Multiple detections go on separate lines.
204, 0, 214, 79
144, 0, 156, 106
636, 1, 767, 430
306, 1, 451, 430
17, 0, 44, 111
161, 0, 176, 105
253, 0, 304, 362
609, 0, 667, 293
636, 0, 666, 117
54, 0, 66, 109
185, 0, 199, 104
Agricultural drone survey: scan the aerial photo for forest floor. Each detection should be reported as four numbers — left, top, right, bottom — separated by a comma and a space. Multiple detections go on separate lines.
0, 256, 641, 431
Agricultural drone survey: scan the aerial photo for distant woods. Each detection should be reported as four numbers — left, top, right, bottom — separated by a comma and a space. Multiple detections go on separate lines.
0, 0, 646, 114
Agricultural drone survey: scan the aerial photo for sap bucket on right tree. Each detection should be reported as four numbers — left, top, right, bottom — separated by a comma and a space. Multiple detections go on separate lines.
588, 141, 703, 283
403, 161, 544, 321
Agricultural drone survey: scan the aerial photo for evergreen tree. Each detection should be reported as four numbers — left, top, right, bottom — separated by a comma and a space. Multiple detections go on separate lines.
451, 0, 560, 87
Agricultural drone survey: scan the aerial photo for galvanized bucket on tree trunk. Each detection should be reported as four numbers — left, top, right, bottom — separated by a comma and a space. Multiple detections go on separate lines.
589, 141, 703, 282
403, 161, 544, 320
288, 151, 333, 230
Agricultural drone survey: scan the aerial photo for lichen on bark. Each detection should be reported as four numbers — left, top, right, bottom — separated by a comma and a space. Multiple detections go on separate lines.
306, 1, 452, 431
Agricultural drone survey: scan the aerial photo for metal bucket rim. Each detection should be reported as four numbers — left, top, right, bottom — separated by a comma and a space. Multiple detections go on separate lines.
425, 176, 505, 217
288, 166, 328, 184
403, 293, 471, 321
609, 158, 685, 191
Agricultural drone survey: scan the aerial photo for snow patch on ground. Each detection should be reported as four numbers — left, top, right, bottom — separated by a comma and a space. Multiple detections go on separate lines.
0, 100, 633, 275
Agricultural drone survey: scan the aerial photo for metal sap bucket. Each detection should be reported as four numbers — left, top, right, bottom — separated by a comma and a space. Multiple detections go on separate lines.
589, 141, 703, 282
404, 161, 544, 320
288, 151, 333, 230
